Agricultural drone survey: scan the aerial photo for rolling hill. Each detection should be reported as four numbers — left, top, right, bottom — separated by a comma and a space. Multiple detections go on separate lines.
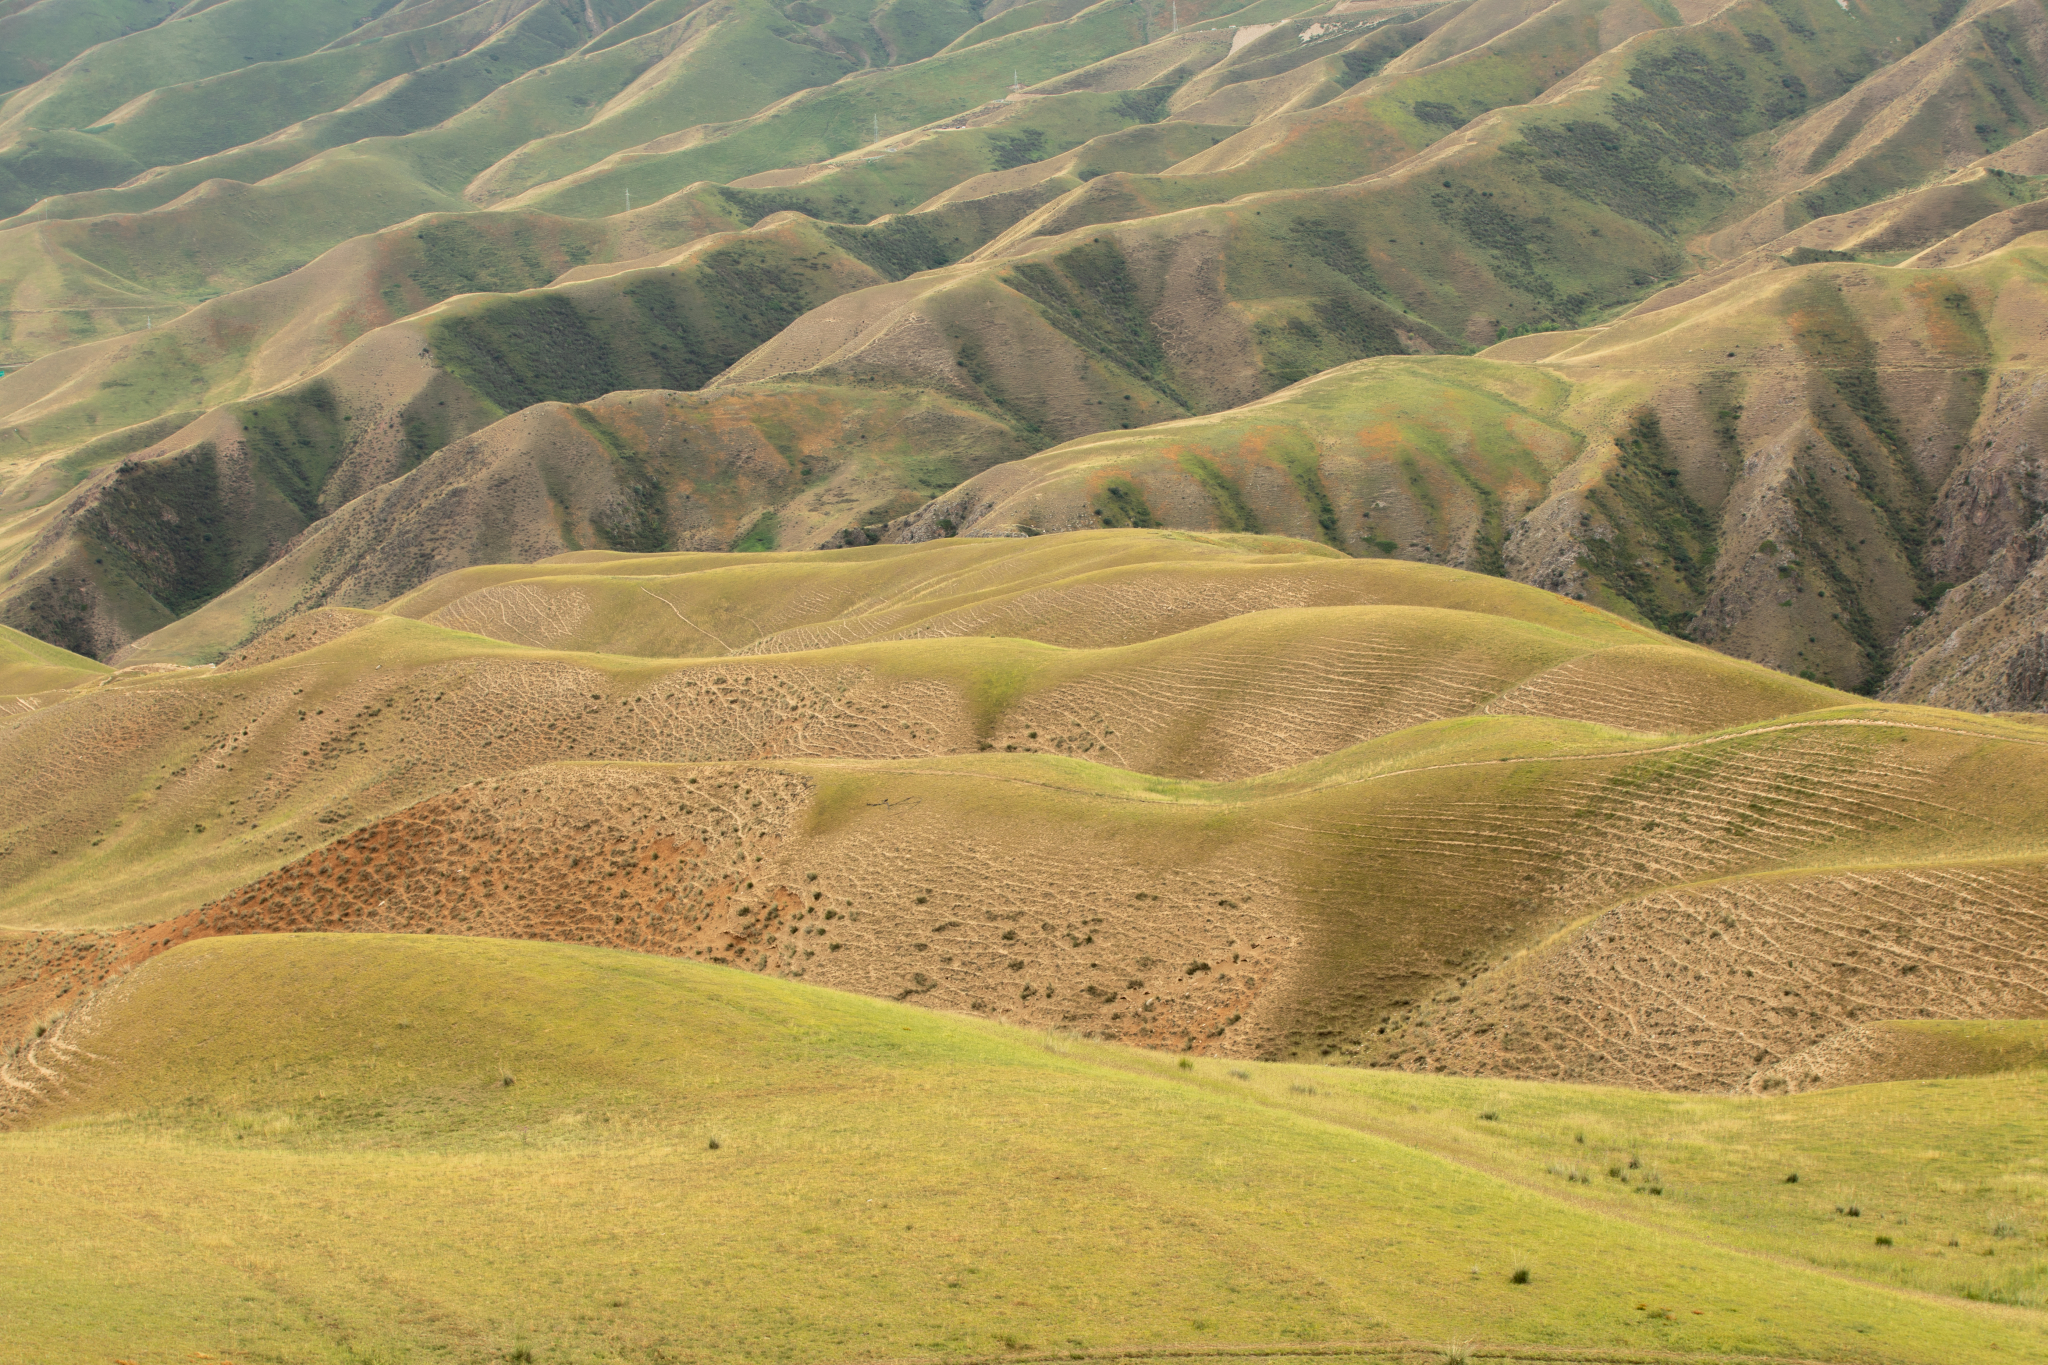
3, 530, 2042, 1100
6, 5, 2048, 1357
0, 0, 2044, 715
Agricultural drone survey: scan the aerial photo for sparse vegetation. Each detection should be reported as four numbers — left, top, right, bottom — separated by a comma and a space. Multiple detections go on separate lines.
6, 4, 2048, 1355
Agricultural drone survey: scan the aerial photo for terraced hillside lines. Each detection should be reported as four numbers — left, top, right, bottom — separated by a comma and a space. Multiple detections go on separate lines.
1413, 858, 2048, 1090
971, 605, 1664, 775
0, 530, 1851, 930
1474, 646, 1823, 738
368, 531, 1570, 650
4, 531, 2045, 1095
209, 766, 819, 953
57, 759, 1304, 1059
893, 234, 2048, 704
0, 635, 974, 928
1255, 714, 2048, 1075
8, 714, 2045, 1089
1754, 1015, 2048, 1091
0, 920, 140, 1105
697, 552, 1665, 660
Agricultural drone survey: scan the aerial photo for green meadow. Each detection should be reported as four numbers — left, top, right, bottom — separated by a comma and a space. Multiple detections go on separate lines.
4, 933, 2039, 1363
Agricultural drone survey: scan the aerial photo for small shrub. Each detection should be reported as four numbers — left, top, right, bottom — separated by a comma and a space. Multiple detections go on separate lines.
1478, 1110, 1499, 1122
1229, 1069, 1251, 1080
1510, 1266, 1531, 1284
707, 1137, 721, 1150
509, 1349, 534, 1363
1290, 1083, 1317, 1095
1574, 1131, 1585, 1144
1840, 1205, 1862, 1217
1875, 1235, 1893, 1247
1784, 1173, 1799, 1183
1177, 1058, 1193, 1071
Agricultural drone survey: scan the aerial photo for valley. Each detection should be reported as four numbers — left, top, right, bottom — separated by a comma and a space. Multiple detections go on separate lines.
3, 0, 2048, 1359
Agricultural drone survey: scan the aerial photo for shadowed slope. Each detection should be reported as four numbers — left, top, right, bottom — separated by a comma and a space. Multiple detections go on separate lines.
102, 708, 2042, 1088
0, 211, 1003, 659
889, 235, 2048, 702
11, 0, 2048, 705
108, 383, 1031, 666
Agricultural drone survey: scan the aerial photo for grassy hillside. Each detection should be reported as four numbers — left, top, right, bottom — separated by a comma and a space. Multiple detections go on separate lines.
0, 620, 106, 695
0, 208, 1021, 658
7, 6, 2048, 1357
0, 0, 577, 214
2, 531, 2040, 1090
101, 381, 1032, 664
7, 0, 2048, 706
887, 233, 2048, 701
1, 932, 2040, 1360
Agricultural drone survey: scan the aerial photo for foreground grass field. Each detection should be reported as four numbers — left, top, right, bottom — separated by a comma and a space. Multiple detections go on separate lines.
4, 934, 2041, 1363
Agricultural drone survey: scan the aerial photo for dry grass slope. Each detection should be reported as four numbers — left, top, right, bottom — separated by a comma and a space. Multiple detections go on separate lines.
2, 532, 2041, 1098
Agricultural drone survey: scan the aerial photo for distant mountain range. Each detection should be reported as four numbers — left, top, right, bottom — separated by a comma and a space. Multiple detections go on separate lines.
2, 0, 2046, 708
